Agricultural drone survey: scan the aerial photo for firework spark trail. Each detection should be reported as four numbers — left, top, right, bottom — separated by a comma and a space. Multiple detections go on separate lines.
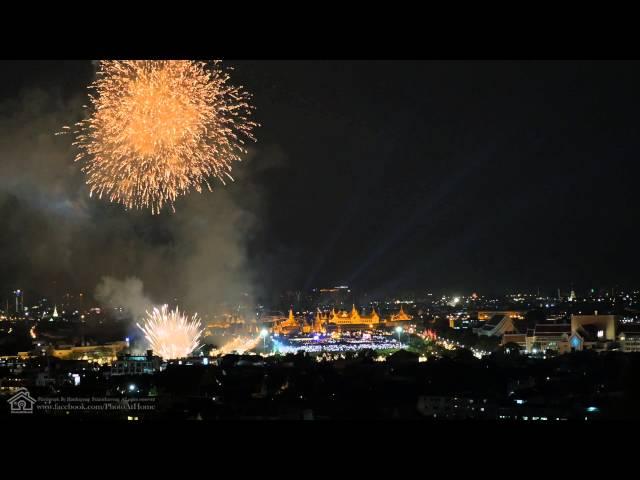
137, 305, 204, 359
61, 60, 258, 214
214, 335, 261, 355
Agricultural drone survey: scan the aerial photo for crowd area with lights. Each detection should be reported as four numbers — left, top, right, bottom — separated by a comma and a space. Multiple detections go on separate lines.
201, 324, 493, 360
270, 332, 404, 354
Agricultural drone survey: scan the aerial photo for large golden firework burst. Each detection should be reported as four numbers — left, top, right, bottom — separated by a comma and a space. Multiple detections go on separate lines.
65, 60, 258, 214
137, 305, 204, 360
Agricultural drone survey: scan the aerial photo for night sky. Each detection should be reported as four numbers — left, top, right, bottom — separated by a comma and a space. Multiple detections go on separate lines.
1, 60, 640, 304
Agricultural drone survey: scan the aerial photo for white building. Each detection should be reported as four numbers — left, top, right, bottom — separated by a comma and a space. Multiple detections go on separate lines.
618, 325, 640, 352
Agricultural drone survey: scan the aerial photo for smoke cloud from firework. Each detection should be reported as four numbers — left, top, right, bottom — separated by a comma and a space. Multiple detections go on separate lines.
94, 276, 153, 320
0, 65, 279, 317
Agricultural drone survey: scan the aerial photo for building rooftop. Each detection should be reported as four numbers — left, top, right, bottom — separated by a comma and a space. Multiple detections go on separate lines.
533, 324, 571, 335
484, 314, 506, 328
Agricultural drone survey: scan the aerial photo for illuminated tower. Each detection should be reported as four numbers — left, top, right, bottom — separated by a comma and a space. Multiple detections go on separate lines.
350, 305, 361, 322
52, 305, 59, 318
302, 317, 312, 334
13, 290, 24, 317
391, 306, 412, 321
313, 309, 327, 334
274, 308, 299, 335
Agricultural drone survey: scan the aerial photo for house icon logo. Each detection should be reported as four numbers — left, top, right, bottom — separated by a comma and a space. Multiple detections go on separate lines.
7, 387, 36, 414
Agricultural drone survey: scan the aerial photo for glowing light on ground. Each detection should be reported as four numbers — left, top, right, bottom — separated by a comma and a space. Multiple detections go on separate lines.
211, 335, 261, 355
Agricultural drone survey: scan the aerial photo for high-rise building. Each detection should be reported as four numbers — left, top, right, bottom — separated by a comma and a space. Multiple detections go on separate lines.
13, 290, 23, 316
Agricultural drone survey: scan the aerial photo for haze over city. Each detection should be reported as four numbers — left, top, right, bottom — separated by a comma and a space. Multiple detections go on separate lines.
2, 60, 640, 422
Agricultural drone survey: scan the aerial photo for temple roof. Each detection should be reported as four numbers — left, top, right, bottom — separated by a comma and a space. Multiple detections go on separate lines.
391, 306, 411, 321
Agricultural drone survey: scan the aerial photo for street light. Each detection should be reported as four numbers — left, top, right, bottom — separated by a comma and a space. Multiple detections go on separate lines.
395, 326, 403, 343
260, 328, 268, 348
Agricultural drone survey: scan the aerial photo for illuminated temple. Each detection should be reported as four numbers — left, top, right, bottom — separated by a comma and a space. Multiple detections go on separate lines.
330, 305, 381, 326
313, 310, 328, 333
274, 309, 303, 335
389, 306, 411, 322
272, 305, 412, 334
